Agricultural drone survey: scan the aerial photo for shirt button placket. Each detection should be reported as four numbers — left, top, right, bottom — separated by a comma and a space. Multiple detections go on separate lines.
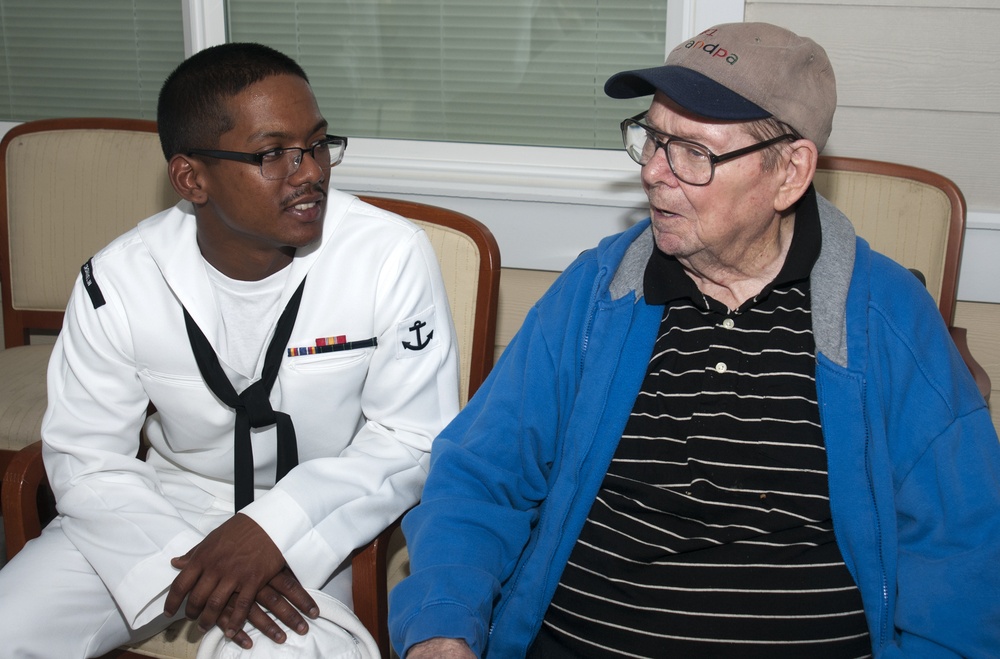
714, 317, 735, 373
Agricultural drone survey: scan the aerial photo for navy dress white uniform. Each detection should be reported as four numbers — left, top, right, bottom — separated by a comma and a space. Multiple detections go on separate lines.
0, 189, 460, 651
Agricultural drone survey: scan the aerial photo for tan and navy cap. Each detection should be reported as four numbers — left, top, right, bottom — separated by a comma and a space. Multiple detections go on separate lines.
605, 22, 837, 152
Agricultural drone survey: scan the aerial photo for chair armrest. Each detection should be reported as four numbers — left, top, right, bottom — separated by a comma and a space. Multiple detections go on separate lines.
2, 440, 47, 561
949, 326, 992, 403
351, 514, 405, 659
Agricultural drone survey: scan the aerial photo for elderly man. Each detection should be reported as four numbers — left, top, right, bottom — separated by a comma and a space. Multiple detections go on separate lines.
389, 22, 1000, 658
0, 43, 459, 657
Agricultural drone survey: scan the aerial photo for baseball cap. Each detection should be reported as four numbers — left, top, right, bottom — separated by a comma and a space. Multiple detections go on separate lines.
195, 589, 380, 659
605, 22, 836, 152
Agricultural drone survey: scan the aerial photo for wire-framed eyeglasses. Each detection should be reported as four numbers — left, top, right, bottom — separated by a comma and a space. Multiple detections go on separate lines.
620, 113, 797, 186
187, 135, 348, 180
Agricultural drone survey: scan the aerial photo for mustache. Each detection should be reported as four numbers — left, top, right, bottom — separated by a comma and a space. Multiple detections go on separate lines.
282, 183, 326, 208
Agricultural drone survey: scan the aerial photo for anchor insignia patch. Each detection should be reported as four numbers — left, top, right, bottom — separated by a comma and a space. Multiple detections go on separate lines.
397, 306, 437, 358
402, 319, 433, 350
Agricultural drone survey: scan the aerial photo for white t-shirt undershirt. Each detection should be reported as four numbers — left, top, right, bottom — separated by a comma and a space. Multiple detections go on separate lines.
203, 260, 289, 379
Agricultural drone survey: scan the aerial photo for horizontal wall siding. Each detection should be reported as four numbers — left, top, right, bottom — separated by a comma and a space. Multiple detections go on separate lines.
744, 2, 1000, 213
829, 107, 1000, 214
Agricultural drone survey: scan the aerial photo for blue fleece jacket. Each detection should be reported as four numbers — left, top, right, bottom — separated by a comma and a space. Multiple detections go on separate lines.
390, 194, 1000, 658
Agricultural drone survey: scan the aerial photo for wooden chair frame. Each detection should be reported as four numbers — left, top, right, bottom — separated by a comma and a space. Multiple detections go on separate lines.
2, 187, 500, 659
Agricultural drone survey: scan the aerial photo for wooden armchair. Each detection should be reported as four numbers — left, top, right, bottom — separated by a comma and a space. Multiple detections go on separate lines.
1, 119, 500, 659
814, 156, 990, 401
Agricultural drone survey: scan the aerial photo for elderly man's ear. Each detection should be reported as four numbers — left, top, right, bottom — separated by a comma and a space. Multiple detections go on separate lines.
775, 139, 819, 213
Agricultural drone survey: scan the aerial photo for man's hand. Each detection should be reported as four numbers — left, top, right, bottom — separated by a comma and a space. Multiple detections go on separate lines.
406, 637, 476, 658
163, 513, 318, 648
211, 567, 319, 649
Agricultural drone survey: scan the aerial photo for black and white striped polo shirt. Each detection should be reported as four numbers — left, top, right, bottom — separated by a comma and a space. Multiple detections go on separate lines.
532, 193, 871, 658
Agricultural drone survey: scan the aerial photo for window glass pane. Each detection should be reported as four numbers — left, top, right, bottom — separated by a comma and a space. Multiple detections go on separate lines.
0, 0, 184, 122
227, 0, 667, 149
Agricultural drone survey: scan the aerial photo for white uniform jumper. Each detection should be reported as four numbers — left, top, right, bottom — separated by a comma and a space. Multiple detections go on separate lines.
0, 191, 460, 656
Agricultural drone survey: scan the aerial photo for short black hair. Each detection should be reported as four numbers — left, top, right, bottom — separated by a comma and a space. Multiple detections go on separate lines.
157, 42, 309, 160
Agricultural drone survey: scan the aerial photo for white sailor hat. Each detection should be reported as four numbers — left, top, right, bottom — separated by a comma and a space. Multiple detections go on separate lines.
196, 589, 380, 659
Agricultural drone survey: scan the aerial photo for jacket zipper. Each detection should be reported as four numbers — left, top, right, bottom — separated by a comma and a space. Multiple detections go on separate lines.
578, 268, 607, 380
861, 379, 890, 647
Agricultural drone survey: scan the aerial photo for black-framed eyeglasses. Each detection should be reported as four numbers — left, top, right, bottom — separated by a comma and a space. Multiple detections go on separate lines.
187, 135, 348, 180
620, 113, 797, 186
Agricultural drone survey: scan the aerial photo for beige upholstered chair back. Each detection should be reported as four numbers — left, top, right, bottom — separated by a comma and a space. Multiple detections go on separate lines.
2, 119, 177, 342
359, 196, 500, 408
813, 156, 965, 327
0, 118, 176, 474
413, 219, 487, 406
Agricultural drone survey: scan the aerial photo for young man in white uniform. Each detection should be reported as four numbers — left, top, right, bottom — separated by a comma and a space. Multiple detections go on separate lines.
0, 43, 460, 657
